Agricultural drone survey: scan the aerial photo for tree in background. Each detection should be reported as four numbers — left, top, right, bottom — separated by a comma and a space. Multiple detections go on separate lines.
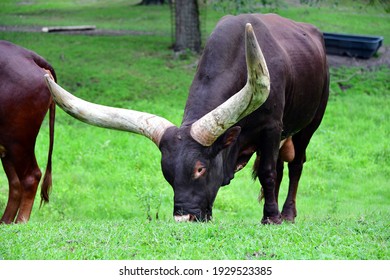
172, 0, 202, 53
138, 0, 202, 53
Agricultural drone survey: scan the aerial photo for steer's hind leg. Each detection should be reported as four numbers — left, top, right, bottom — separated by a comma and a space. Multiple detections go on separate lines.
1, 157, 22, 224
281, 135, 307, 222
15, 154, 42, 223
2, 144, 42, 223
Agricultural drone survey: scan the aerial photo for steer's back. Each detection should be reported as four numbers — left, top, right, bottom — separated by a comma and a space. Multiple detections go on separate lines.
184, 14, 328, 137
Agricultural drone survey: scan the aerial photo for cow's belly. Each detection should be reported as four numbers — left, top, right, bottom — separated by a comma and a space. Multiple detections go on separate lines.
282, 89, 323, 138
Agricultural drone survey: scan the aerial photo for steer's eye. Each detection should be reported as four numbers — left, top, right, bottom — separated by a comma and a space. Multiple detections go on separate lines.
193, 161, 206, 179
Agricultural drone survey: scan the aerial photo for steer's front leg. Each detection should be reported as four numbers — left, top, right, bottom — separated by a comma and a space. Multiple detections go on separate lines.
255, 128, 282, 224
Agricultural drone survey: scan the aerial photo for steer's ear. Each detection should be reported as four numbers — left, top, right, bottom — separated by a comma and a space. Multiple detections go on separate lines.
223, 126, 241, 148
213, 126, 241, 153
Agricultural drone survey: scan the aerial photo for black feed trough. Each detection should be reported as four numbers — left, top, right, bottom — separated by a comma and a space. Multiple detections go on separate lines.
323, 32, 384, 59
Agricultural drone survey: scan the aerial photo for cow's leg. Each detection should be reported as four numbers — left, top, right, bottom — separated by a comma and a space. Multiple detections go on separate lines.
281, 137, 307, 222
15, 155, 41, 223
3, 144, 42, 223
281, 115, 329, 222
255, 128, 282, 224
1, 157, 22, 224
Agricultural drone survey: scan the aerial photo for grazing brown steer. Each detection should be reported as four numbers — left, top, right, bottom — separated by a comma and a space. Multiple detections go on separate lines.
46, 14, 329, 224
0, 41, 56, 223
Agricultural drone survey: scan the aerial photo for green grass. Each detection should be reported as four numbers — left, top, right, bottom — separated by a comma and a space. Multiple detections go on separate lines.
0, 216, 387, 260
1, 0, 389, 42
0, 0, 171, 33
277, 4, 389, 43
0, 0, 389, 260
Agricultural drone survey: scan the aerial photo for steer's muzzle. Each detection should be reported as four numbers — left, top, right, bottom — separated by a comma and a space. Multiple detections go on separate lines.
173, 208, 212, 222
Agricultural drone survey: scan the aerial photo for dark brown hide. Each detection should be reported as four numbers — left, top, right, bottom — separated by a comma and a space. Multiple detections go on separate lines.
179, 14, 329, 223
0, 40, 56, 223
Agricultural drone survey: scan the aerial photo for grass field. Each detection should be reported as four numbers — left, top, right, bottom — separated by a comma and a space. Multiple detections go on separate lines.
0, 0, 389, 260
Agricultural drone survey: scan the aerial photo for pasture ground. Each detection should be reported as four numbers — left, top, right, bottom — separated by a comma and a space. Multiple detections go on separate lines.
0, 0, 389, 261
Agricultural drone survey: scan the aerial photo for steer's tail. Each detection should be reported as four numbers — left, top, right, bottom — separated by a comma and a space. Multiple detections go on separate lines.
40, 70, 56, 207
40, 100, 55, 207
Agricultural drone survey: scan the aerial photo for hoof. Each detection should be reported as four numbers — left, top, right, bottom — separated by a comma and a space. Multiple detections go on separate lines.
281, 208, 296, 223
261, 215, 282, 225
281, 214, 295, 223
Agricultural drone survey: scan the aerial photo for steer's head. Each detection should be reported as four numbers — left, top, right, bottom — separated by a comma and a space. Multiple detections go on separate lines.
45, 23, 270, 222
159, 125, 242, 221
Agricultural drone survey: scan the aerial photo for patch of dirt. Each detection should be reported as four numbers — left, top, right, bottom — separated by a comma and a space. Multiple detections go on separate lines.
1, 25, 389, 69
327, 45, 390, 69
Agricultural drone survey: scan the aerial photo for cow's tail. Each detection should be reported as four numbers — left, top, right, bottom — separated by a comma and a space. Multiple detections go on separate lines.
252, 155, 265, 202
40, 69, 56, 208
40, 99, 55, 207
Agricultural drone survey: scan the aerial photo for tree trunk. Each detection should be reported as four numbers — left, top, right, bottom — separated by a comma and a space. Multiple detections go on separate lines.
174, 0, 201, 53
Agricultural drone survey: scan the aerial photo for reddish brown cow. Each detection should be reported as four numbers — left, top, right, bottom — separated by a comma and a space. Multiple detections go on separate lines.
0, 40, 56, 223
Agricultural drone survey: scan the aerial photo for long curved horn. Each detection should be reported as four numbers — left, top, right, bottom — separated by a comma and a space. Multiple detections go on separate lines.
190, 23, 270, 146
44, 75, 175, 147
